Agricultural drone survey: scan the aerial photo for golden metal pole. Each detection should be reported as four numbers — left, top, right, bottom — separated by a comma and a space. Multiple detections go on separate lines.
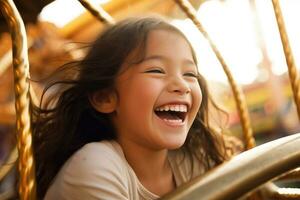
0, 39, 32, 77
0, 0, 36, 199
173, 0, 255, 149
77, 0, 115, 25
271, 0, 300, 120
0, 49, 12, 76
0, 38, 38, 106
268, 1, 300, 194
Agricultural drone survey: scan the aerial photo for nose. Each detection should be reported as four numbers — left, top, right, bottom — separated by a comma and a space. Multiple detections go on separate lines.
167, 76, 191, 95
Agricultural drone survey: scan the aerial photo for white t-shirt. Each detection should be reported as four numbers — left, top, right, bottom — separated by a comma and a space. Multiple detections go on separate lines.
44, 140, 207, 200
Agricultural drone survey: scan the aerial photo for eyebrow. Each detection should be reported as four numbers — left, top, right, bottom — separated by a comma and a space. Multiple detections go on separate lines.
143, 55, 196, 66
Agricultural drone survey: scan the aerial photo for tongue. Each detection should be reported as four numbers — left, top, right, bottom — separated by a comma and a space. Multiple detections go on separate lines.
155, 111, 181, 120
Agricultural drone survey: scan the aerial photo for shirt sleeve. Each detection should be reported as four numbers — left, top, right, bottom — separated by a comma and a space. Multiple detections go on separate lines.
44, 143, 130, 200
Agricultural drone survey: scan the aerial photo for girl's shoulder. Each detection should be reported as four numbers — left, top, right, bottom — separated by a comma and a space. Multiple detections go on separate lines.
62, 140, 126, 178
45, 140, 131, 200
72, 140, 124, 163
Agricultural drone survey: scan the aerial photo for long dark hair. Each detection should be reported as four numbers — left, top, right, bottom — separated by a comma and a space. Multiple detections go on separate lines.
32, 16, 228, 199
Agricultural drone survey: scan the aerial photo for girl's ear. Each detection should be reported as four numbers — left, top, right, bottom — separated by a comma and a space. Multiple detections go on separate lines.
89, 90, 117, 113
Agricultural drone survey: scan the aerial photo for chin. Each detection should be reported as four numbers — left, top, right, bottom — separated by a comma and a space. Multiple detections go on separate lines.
163, 137, 186, 150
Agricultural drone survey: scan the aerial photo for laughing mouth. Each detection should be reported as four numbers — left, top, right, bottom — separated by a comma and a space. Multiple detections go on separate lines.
154, 104, 188, 123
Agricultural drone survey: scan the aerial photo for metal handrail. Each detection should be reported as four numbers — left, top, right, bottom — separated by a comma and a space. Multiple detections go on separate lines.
162, 133, 300, 200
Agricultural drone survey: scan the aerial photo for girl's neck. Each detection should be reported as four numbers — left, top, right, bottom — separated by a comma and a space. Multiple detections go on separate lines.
116, 138, 175, 196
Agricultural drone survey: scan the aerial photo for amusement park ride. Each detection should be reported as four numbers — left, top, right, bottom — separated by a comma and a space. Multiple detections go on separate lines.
0, 0, 299, 199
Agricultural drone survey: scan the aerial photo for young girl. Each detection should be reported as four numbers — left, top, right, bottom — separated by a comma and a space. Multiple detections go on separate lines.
33, 16, 239, 200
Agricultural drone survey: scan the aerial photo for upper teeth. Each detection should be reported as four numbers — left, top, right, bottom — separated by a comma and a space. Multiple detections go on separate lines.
155, 104, 187, 112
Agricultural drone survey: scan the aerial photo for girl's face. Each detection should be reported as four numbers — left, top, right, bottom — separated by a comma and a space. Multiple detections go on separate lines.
112, 29, 202, 150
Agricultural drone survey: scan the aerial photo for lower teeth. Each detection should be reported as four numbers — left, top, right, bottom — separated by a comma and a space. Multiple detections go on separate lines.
163, 119, 182, 123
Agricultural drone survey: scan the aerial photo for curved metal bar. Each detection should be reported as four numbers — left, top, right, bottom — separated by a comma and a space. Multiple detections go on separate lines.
0, 0, 36, 199
267, 184, 300, 200
277, 168, 300, 181
0, 39, 33, 77
162, 133, 300, 200
0, 38, 38, 110
173, 0, 255, 150
271, 0, 300, 120
77, 0, 115, 25
273, 189, 300, 200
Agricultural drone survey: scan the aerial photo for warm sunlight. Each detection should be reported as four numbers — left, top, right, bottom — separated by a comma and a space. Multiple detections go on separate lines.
255, 0, 300, 75
39, 0, 110, 27
174, 0, 300, 84
39, 0, 300, 84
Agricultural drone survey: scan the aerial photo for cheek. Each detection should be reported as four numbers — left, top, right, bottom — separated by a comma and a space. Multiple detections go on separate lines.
192, 84, 202, 113
131, 78, 160, 100
118, 78, 161, 116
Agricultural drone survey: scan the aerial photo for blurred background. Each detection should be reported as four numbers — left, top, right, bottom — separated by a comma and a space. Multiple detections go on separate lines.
1, 0, 300, 198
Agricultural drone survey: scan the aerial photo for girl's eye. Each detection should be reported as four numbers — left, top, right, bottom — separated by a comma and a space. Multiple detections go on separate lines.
184, 72, 198, 78
144, 69, 164, 74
